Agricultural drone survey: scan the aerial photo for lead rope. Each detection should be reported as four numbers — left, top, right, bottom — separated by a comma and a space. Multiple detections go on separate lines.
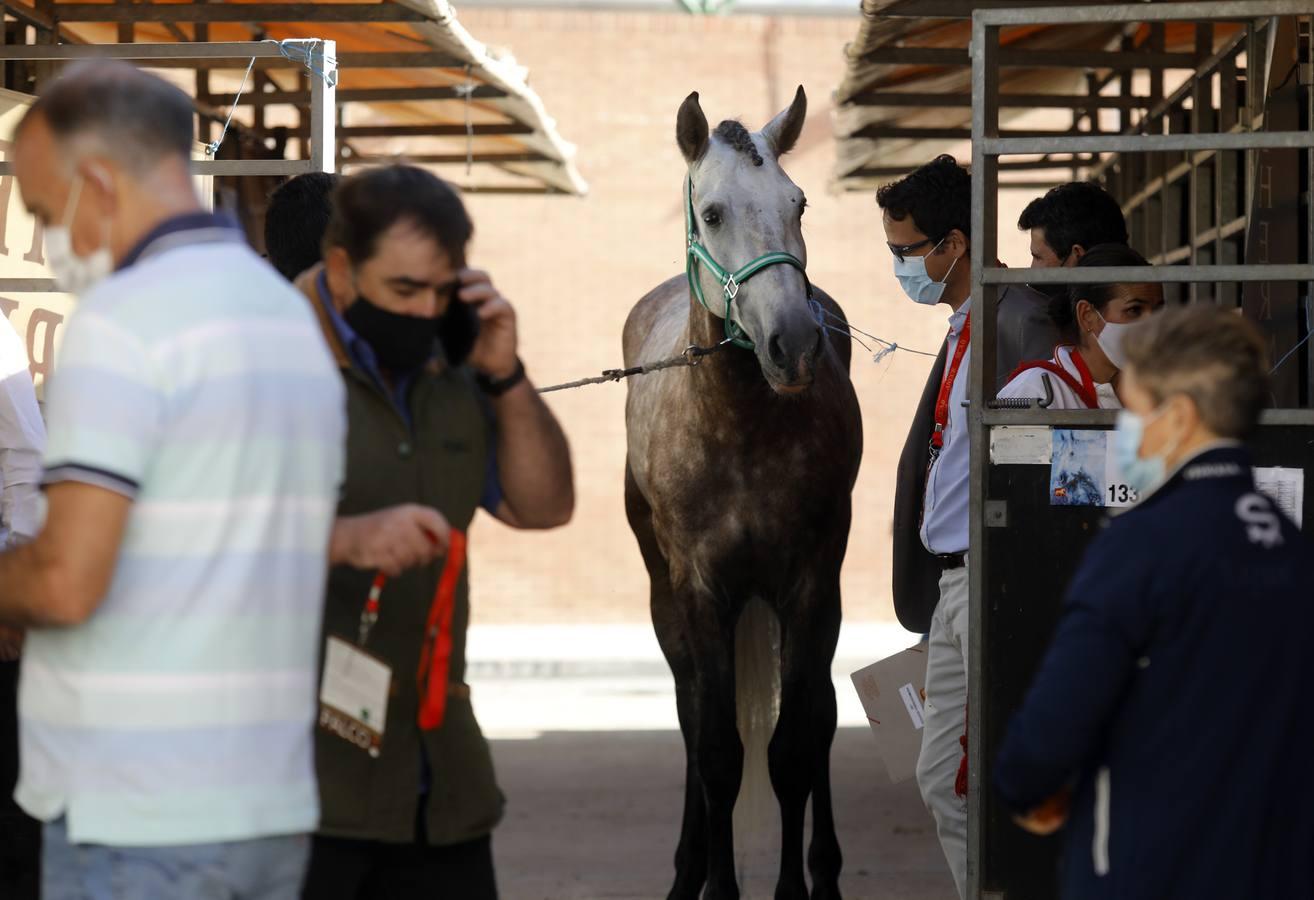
536, 339, 732, 394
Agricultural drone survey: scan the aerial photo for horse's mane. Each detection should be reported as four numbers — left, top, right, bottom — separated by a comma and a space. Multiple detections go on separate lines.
713, 120, 764, 167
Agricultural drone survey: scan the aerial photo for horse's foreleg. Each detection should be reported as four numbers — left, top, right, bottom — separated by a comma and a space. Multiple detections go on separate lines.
691, 610, 742, 900
629, 465, 709, 900
670, 677, 708, 899
768, 629, 814, 899
804, 581, 843, 900
769, 575, 842, 900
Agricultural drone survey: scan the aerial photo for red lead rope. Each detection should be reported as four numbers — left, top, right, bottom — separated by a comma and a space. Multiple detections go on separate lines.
932, 314, 971, 451
416, 529, 467, 731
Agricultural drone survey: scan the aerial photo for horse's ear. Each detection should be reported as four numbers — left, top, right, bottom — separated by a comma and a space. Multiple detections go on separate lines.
677, 92, 709, 164
763, 85, 807, 158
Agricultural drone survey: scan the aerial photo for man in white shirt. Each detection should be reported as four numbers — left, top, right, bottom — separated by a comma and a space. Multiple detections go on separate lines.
880, 155, 1058, 898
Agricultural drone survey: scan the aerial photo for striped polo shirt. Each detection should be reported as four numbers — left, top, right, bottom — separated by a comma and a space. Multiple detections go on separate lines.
15, 213, 346, 847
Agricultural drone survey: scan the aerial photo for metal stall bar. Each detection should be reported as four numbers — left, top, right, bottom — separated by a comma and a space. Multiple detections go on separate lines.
966, 10, 998, 898
967, 4, 1313, 898
0, 39, 337, 290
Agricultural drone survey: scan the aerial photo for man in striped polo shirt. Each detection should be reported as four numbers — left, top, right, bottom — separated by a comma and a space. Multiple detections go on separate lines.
0, 61, 369, 898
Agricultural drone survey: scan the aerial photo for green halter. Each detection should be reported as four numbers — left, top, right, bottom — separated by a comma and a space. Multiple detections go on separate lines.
684, 177, 810, 350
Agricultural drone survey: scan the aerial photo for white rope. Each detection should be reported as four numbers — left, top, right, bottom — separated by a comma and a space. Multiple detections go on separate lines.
206, 55, 255, 157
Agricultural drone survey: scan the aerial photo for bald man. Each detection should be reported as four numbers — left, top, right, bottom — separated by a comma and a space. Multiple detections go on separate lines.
6, 61, 345, 899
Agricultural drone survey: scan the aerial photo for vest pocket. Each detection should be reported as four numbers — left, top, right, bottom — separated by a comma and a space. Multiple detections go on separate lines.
1092, 766, 1111, 877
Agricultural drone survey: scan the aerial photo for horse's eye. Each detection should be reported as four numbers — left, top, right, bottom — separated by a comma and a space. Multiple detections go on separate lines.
702, 210, 721, 228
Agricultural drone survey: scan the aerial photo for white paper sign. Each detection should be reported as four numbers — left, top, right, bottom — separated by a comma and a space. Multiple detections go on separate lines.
990, 426, 1053, 465
898, 682, 926, 730
1254, 467, 1304, 528
1103, 448, 1139, 508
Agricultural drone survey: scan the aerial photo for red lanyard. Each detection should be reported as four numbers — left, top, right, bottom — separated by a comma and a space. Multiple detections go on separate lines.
357, 529, 469, 732
932, 314, 971, 451
417, 529, 467, 731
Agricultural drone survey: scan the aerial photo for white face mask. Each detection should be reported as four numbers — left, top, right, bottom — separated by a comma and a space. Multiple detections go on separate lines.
46, 175, 113, 296
1094, 311, 1139, 371
893, 237, 958, 306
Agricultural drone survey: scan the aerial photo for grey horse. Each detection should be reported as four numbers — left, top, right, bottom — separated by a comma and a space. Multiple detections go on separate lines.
622, 87, 864, 900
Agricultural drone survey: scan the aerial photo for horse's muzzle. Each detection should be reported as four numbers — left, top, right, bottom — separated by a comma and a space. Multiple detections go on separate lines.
763, 326, 821, 393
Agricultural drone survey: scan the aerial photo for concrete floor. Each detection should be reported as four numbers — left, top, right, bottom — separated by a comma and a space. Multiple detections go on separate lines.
489, 728, 956, 900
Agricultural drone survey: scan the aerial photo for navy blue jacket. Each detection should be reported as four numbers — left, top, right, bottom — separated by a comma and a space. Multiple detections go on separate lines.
994, 445, 1314, 900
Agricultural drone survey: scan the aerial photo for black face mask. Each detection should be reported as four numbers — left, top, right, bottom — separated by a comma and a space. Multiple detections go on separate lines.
343, 295, 437, 373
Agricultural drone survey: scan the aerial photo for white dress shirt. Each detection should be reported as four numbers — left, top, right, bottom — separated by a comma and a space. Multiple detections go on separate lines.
920, 299, 971, 555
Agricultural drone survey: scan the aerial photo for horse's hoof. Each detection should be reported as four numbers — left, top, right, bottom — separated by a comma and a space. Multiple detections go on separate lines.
667, 880, 704, 900
701, 878, 740, 900
809, 882, 842, 900
773, 880, 809, 900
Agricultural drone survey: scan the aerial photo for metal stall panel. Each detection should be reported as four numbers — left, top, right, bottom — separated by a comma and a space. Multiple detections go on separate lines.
968, 4, 1314, 899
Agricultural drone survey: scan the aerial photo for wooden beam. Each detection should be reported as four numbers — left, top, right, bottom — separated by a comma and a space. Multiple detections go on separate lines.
348, 151, 553, 164
253, 84, 507, 105
875, 0, 1102, 16
288, 122, 533, 138
849, 157, 1099, 179
848, 91, 1152, 110
850, 125, 1105, 141
48, 2, 426, 22
0, 47, 467, 70
859, 46, 1199, 70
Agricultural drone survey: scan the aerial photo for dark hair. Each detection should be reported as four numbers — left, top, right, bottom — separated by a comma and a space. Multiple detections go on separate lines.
22, 60, 194, 173
1122, 306, 1270, 439
324, 165, 472, 267
1018, 181, 1128, 262
264, 172, 339, 280
1049, 243, 1151, 337
875, 154, 971, 244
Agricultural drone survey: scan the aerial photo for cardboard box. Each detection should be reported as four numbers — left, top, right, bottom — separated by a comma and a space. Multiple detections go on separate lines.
850, 643, 929, 784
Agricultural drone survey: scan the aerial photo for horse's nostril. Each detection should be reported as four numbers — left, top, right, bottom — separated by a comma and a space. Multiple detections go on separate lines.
767, 334, 788, 367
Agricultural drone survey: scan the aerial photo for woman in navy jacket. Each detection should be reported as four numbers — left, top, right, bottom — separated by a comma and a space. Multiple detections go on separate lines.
993, 306, 1314, 900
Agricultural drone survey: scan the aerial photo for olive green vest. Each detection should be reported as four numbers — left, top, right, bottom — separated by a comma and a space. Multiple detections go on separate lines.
302, 273, 504, 845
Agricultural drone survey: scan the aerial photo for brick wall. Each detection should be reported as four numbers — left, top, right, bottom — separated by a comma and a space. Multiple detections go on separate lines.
456, 8, 1036, 623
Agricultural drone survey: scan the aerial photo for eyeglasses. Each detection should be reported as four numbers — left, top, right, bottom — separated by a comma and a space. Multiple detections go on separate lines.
887, 237, 935, 263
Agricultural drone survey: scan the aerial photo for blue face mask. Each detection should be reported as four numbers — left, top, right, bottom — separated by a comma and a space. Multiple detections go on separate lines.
1113, 406, 1177, 497
893, 237, 957, 306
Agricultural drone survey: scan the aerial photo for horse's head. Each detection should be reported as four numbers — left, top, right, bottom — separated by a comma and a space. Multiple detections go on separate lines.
678, 87, 820, 395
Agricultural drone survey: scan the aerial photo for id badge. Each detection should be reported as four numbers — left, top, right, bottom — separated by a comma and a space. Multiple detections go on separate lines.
318, 636, 392, 758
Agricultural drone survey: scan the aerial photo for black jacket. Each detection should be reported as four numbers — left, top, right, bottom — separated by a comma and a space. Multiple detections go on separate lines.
891, 283, 1058, 631
994, 445, 1314, 899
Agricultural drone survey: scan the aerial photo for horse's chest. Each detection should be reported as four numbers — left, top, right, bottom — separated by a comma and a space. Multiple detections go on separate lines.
647, 429, 825, 546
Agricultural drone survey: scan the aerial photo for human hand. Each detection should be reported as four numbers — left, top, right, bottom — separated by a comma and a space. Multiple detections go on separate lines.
1013, 787, 1072, 836
458, 268, 519, 380
331, 505, 451, 576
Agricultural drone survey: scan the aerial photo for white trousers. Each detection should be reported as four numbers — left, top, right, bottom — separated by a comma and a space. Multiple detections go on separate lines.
916, 561, 970, 900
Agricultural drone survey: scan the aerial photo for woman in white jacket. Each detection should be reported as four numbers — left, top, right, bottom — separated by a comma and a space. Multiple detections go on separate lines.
998, 243, 1163, 410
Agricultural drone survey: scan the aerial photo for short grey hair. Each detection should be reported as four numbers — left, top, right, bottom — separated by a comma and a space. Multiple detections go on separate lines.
20, 60, 194, 174
1122, 305, 1270, 439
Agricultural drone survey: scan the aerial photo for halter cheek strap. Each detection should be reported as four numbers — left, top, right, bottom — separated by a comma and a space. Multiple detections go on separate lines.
685, 176, 812, 351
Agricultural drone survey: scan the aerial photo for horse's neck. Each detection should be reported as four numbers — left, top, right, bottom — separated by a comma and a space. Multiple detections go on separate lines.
684, 294, 770, 410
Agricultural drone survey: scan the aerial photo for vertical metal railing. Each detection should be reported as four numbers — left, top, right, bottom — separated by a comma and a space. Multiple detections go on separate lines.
967, 3, 1314, 898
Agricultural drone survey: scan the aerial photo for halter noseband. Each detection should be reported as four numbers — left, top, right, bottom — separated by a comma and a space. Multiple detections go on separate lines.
684, 176, 811, 351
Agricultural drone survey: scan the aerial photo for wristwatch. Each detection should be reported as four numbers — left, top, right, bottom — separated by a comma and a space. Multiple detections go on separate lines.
475, 358, 526, 396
